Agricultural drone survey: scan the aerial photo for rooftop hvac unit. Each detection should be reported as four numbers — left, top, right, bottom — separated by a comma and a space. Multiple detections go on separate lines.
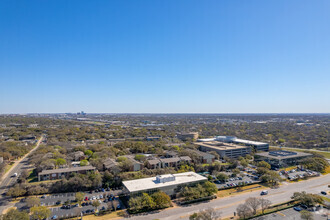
156, 174, 176, 183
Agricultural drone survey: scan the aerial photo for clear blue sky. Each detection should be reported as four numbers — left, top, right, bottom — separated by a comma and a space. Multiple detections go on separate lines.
1, 0, 329, 114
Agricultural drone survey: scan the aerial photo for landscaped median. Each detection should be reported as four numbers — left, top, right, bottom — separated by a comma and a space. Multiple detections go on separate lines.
217, 183, 267, 198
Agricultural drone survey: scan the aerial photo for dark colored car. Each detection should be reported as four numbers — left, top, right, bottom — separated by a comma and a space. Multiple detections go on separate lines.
301, 204, 308, 209
321, 191, 327, 195
294, 207, 302, 211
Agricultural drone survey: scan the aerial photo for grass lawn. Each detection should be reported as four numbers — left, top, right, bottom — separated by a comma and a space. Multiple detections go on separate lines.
68, 210, 126, 220
4, 162, 15, 174
27, 169, 38, 182
321, 196, 330, 203
324, 166, 330, 174
217, 184, 266, 198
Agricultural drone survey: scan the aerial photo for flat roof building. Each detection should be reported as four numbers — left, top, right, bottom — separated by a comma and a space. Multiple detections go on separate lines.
254, 150, 312, 168
197, 136, 269, 152
196, 141, 251, 159
38, 165, 96, 181
122, 171, 207, 197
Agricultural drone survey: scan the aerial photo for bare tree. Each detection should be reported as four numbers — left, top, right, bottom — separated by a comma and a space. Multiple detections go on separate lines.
236, 204, 252, 219
245, 197, 261, 215
260, 198, 271, 214
112, 199, 119, 211
189, 208, 221, 220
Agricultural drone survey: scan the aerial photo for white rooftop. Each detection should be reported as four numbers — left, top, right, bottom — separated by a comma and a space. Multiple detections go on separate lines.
233, 138, 268, 146
197, 136, 268, 146
123, 172, 207, 193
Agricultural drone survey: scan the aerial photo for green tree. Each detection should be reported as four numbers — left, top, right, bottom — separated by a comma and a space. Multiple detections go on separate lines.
6, 185, 26, 198
291, 191, 324, 207
134, 154, 146, 162
30, 206, 51, 220
1, 208, 29, 220
84, 150, 93, 157
141, 193, 156, 210
75, 192, 85, 205
261, 171, 281, 186
300, 210, 314, 220
216, 173, 229, 182
26, 197, 40, 208
116, 156, 127, 162
301, 157, 328, 173
80, 159, 88, 166
151, 191, 172, 209
258, 161, 271, 169
55, 158, 66, 167
178, 164, 195, 173
203, 181, 218, 195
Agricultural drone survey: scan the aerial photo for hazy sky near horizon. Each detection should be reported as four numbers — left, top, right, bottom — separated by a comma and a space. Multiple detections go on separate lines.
1, 0, 330, 114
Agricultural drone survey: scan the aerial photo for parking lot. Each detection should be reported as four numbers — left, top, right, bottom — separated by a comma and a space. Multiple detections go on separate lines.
49, 197, 122, 219
39, 189, 122, 206
279, 168, 320, 181
252, 206, 329, 220
14, 189, 123, 219
214, 172, 260, 189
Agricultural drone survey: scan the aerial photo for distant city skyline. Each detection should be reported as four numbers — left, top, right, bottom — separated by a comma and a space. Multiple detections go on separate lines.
1, 1, 330, 114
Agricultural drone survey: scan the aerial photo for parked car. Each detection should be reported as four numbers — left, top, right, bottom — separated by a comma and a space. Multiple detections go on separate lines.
294, 207, 302, 211
321, 191, 327, 195
260, 190, 268, 195
51, 215, 58, 219
301, 204, 308, 209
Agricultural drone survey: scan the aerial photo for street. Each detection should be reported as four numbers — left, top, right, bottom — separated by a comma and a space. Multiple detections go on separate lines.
128, 174, 330, 220
0, 135, 44, 214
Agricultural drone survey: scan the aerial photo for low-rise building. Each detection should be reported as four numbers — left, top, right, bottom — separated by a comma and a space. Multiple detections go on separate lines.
38, 165, 96, 181
146, 156, 192, 169
72, 151, 86, 161
254, 150, 313, 168
184, 149, 216, 163
177, 132, 199, 141
146, 136, 162, 141
126, 155, 144, 171
122, 171, 207, 197
146, 159, 162, 169
103, 158, 120, 173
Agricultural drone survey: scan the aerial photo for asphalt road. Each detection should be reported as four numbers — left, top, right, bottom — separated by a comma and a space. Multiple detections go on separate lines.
128, 174, 330, 220
0, 135, 44, 214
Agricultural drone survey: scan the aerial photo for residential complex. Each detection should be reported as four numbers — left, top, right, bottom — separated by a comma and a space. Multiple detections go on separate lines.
254, 150, 312, 168
38, 166, 96, 181
146, 156, 192, 169
122, 171, 207, 197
